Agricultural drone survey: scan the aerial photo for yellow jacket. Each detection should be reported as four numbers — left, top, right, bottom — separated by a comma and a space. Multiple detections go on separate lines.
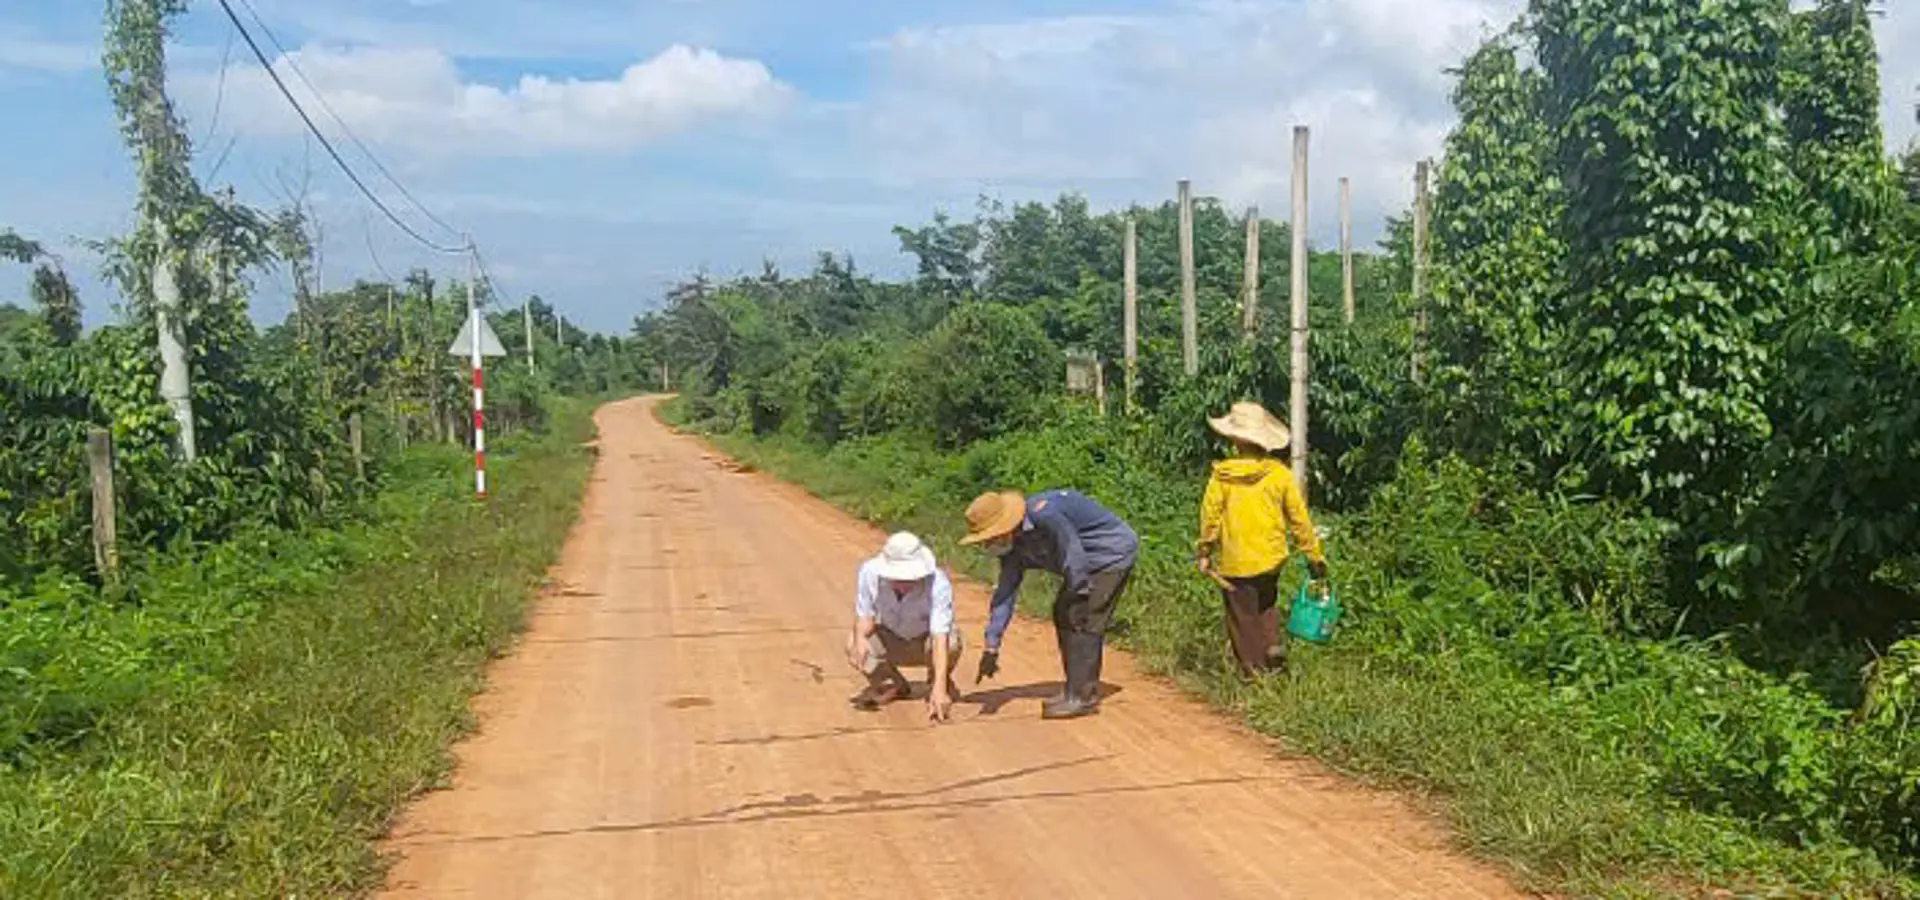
1198, 455, 1324, 578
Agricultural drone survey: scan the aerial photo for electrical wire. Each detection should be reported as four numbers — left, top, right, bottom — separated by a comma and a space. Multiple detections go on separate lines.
230, 0, 467, 246
196, 26, 236, 149
214, 0, 471, 256
468, 241, 507, 311
362, 212, 397, 284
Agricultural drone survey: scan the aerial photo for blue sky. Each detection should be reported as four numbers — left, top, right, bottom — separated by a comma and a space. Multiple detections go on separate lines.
2, 0, 1916, 334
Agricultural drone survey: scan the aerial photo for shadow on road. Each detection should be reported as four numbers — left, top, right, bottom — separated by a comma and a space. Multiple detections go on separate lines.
967, 681, 1126, 715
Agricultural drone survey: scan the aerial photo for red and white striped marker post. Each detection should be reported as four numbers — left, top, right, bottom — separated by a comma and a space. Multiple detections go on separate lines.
450, 254, 505, 500
467, 281, 487, 499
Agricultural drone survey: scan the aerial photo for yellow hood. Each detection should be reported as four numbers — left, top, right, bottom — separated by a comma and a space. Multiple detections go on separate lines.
1210, 456, 1284, 486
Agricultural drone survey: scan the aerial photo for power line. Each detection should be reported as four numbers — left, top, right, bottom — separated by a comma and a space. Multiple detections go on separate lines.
361, 212, 397, 284
469, 240, 507, 311
230, 0, 466, 246
196, 26, 236, 149
214, 0, 470, 256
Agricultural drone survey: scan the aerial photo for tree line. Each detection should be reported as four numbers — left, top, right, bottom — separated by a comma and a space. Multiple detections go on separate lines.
0, 1, 654, 590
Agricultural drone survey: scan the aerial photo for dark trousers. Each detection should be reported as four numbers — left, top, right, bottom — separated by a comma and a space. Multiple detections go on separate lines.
1053, 561, 1134, 698
1221, 571, 1284, 675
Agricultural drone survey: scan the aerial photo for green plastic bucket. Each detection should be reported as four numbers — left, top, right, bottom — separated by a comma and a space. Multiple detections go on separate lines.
1286, 579, 1342, 643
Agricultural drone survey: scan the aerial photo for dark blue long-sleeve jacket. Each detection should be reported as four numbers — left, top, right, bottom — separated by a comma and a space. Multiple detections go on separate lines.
984, 490, 1138, 650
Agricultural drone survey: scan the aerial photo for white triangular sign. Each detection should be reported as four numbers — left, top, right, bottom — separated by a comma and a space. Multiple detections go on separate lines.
448, 315, 508, 357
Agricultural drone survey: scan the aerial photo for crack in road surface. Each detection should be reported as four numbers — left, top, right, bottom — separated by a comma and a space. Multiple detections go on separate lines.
376, 397, 1527, 899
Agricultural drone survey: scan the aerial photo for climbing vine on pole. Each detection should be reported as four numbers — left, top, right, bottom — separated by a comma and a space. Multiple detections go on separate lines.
103, 0, 199, 460
1780, 0, 1895, 254
1428, 33, 1566, 462
1531, 0, 1791, 527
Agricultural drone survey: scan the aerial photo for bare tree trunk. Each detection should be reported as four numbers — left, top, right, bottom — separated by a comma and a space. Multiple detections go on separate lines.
1178, 179, 1198, 376
1412, 160, 1431, 384
1123, 217, 1138, 414
1241, 206, 1261, 336
1340, 177, 1354, 326
1289, 127, 1311, 502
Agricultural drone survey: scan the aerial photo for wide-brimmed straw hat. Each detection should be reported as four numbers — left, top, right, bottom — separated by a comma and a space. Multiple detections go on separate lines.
873, 531, 937, 581
959, 491, 1026, 545
1209, 401, 1291, 452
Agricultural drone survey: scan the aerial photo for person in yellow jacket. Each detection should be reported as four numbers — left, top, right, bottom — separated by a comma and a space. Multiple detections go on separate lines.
1195, 401, 1328, 675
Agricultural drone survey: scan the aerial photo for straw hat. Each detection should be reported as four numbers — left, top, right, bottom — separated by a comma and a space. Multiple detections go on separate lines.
959, 491, 1026, 545
873, 531, 937, 582
1208, 401, 1291, 452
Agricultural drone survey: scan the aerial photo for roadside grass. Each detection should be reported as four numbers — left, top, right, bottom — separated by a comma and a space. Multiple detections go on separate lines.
665, 401, 1917, 900
0, 396, 599, 898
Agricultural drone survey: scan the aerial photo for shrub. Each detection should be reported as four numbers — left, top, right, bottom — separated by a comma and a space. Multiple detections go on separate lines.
914, 302, 1062, 449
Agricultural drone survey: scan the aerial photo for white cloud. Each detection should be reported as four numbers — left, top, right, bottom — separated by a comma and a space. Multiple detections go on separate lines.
795, 0, 1916, 250
0, 26, 94, 73
193, 42, 791, 156
786, 0, 1521, 245
1305, 0, 1520, 88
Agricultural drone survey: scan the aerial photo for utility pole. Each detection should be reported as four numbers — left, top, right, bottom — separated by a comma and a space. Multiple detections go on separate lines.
1289, 126, 1311, 502
1241, 205, 1261, 336
1412, 160, 1431, 384
1340, 177, 1355, 326
1178, 179, 1198, 377
1123, 216, 1138, 414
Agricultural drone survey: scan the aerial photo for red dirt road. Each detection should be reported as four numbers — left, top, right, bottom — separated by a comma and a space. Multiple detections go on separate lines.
378, 397, 1525, 899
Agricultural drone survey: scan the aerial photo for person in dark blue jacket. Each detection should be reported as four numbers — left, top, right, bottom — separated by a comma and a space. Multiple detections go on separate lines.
959, 489, 1139, 719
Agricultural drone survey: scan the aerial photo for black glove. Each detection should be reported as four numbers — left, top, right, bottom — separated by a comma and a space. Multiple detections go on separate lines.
1308, 559, 1329, 581
976, 649, 1000, 683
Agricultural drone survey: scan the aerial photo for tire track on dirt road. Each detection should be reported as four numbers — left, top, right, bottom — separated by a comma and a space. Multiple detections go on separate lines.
377, 397, 1529, 899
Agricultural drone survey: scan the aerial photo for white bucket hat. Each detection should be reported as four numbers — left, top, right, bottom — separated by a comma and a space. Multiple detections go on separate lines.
874, 531, 937, 582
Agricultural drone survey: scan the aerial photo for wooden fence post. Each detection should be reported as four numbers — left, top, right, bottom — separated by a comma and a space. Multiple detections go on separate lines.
86, 428, 119, 584
1412, 160, 1431, 384
349, 412, 365, 481
1095, 358, 1107, 417
1178, 179, 1198, 377
1340, 176, 1355, 326
1123, 217, 1139, 413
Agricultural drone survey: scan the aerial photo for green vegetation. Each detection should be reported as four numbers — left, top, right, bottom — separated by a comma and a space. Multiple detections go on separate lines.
0, 398, 596, 897
653, 2, 1920, 894
1, 3, 642, 894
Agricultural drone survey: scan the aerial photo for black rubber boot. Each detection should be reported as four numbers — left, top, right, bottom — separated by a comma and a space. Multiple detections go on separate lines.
1048, 622, 1072, 704
1042, 633, 1102, 720
1086, 632, 1106, 704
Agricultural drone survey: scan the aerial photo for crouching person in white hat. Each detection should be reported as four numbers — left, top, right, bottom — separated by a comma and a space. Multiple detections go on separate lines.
847, 531, 964, 722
